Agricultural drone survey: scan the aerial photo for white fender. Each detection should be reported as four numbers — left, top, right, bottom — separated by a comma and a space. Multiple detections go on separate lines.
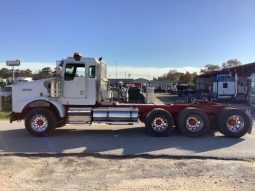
14, 98, 66, 118
48, 100, 66, 117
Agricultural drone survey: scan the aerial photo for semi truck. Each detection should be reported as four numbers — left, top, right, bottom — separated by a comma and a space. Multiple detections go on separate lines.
9, 52, 252, 138
212, 74, 237, 100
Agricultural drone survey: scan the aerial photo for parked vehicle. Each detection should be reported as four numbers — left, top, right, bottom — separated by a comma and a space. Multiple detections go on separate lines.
0, 81, 7, 88
0, 78, 7, 88
110, 87, 128, 102
128, 87, 145, 103
212, 74, 236, 100
9, 52, 252, 138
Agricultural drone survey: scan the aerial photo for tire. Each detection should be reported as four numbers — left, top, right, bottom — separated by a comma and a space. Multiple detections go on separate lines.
145, 109, 174, 137
177, 107, 210, 137
56, 120, 66, 128
217, 108, 252, 138
25, 108, 56, 136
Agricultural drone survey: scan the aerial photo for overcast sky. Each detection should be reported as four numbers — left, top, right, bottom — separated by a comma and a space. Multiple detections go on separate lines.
0, 0, 254, 79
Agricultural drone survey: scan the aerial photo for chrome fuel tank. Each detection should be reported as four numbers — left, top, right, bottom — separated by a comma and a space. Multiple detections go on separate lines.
92, 107, 138, 122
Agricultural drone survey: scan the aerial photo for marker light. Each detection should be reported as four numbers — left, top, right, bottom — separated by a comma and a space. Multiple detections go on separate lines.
73, 52, 82, 61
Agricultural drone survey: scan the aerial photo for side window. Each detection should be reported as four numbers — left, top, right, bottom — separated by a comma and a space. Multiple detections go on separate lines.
223, 83, 228, 88
75, 65, 85, 77
64, 64, 85, 81
65, 64, 75, 81
89, 66, 96, 78
251, 81, 255, 93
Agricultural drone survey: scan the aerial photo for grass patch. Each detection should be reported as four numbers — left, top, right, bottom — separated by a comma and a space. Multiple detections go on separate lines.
0, 111, 9, 119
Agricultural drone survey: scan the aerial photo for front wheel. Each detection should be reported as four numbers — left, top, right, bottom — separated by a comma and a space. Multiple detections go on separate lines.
25, 108, 56, 136
217, 108, 252, 138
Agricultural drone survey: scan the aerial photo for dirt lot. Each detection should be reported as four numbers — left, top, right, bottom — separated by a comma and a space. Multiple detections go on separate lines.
0, 155, 255, 191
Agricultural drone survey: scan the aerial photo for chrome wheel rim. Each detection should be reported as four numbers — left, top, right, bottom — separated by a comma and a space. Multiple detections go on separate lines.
151, 117, 168, 132
30, 114, 48, 132
226, 115, 244, 133
185, 115, 204, 132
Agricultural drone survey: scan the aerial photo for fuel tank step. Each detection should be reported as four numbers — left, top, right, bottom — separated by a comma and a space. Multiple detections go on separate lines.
67, 107, 92, 124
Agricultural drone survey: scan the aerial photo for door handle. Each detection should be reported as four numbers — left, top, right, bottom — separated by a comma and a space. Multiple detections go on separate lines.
80, 90, 85, 95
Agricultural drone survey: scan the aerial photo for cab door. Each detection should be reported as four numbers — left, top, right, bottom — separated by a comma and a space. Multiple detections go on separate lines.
248, 75, 255, 107
62, 63, 86, 103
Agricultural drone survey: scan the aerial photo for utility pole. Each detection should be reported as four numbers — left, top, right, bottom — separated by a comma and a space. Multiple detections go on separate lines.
115, 60, 118, 80
12, 66, 15, 82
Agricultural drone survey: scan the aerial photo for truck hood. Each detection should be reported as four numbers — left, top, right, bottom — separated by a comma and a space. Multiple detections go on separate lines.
11, 78, 52, 99
10, 78, 50, 88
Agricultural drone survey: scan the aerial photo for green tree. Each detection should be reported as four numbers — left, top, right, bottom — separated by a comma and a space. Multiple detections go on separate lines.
39, 67, 52, 79
32, 67, 53, 80
19, 69, 33, 77
165, 70, 181, 82
156, 70, 181, 82
0, 68, 12, 79
178, 72, 197, 84
154, 70, 197, 84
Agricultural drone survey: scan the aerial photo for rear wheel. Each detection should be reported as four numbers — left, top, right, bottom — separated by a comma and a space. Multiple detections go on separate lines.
177, 107, 210, 137
25, 108, 56, 136
217, 108, 252, 138
145, 109, 174, 136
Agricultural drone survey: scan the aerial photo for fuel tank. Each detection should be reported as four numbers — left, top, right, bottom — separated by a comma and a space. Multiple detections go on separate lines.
92, 107, 138, 122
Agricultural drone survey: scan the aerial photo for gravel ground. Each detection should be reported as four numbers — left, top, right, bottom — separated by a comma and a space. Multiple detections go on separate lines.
0, 156, 255, 191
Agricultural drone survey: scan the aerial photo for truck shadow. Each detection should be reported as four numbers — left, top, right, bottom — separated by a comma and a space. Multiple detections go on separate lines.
0, 125, 245, 155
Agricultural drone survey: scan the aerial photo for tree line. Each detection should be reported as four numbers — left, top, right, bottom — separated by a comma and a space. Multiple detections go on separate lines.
154, 59, 241, 84
200, 59, 241, 74
0, 67, 53, 82
153, 70, 197, 85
